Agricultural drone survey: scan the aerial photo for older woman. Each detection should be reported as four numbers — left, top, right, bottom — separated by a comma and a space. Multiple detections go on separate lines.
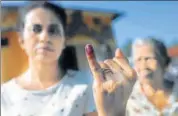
86, 38, 178, 116
126, 38, 178, 116
1, 2, 97, 116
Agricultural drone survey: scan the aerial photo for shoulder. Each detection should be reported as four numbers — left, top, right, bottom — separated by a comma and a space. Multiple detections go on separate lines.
64, 70, 93, 86
126, 81, 143, 108
1, 79, 15, 94
165, 102, 178, 116
56, 70, 94, 104
1, 79, 17, 107
60, 70, 93, 95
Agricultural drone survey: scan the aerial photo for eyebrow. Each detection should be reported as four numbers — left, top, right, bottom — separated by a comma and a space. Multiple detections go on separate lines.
48, 23, 59, 27
30, 23, 59, 26
49, 23, 64, 33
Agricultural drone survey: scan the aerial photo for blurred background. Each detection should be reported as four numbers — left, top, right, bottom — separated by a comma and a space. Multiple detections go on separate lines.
1, 1, 178, 82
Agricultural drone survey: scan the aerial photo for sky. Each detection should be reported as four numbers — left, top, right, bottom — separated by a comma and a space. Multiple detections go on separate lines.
2, 1, 178, 48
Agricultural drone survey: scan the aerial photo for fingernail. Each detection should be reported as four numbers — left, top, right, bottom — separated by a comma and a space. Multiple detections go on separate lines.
85, 44, 94, 55
116, 49, 124, 58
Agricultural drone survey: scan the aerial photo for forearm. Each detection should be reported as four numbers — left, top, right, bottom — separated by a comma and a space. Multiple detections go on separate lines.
96, 106, 107, 116
97, 112, 107, 116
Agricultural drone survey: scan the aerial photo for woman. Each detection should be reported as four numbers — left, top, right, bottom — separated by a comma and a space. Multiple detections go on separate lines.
86, 38, 177, 116
126, 38, 178, 116
1, 2, 97, 116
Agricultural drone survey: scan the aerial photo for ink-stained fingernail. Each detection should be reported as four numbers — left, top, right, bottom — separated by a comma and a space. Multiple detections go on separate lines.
85, 44, 94, 56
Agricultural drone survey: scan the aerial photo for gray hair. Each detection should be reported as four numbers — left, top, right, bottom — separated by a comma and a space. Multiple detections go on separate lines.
132, 37, 171, 68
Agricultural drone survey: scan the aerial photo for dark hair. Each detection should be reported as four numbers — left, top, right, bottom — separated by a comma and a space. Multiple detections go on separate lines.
152, 39, 171, 67
17, 1, 67, 33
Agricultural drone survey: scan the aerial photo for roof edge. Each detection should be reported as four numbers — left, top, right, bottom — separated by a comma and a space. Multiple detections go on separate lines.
2, 1, 123, 18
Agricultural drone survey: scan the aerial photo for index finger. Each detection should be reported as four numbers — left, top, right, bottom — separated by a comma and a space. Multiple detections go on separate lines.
85, 44, 103, 83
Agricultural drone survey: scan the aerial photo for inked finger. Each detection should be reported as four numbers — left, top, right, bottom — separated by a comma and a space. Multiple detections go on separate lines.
85, 44, 103, 83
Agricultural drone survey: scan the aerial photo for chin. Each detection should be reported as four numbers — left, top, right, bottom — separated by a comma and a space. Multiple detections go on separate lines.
35, 56, 57, 64
138, 75, 154, 85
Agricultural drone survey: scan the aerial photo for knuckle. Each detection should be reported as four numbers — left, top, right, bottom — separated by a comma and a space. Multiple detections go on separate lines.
104, 59, 111, 63
98, 61, 104, 64
92, 67, 100, 72
129, 70, 137, 78
113, 57, 120, 64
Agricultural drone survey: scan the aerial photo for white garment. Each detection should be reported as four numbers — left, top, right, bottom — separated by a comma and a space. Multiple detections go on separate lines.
126, 81, 178, 116
1, 70, 96, 116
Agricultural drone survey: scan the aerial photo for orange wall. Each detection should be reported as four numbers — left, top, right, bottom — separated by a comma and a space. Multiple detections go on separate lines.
1, 31, 28, 83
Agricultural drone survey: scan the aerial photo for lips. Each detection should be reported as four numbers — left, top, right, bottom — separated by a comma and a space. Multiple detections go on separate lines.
37, 46, 54, 52
139, 70, 153, 78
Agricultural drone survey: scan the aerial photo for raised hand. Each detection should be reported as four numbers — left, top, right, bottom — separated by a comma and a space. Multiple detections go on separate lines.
85, 44, 136, 116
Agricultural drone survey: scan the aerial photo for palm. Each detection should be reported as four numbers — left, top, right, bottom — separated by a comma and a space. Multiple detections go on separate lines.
85, 44, 136, 116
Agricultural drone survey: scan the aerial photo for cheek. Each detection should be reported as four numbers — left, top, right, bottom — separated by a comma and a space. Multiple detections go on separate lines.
148, 60, 158, 71
133, 63, 140, 73
23, 37, 37, 55
52, 39, 65, 55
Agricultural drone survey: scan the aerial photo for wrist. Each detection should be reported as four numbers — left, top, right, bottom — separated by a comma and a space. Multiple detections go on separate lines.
97, 109, 107, 116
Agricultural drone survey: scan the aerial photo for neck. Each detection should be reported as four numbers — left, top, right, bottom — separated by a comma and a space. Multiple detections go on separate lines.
27, 59, 63, 86
154, 80, 173, 96
141, 80, 172, 98
148, 72, 173, 96
140, 82, 171, 111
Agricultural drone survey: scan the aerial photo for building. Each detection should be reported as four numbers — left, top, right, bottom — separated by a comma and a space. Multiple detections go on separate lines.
168, 46, 178, 57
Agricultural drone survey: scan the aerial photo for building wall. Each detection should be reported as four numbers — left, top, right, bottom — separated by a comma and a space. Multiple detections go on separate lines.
1, 31, 28, 83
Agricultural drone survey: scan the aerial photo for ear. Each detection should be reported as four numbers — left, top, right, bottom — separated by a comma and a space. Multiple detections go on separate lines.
17, 32, 25, 49
18, 36, 25, 50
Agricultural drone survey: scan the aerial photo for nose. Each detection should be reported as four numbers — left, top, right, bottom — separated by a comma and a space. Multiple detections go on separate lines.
39, 31, 49, 42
